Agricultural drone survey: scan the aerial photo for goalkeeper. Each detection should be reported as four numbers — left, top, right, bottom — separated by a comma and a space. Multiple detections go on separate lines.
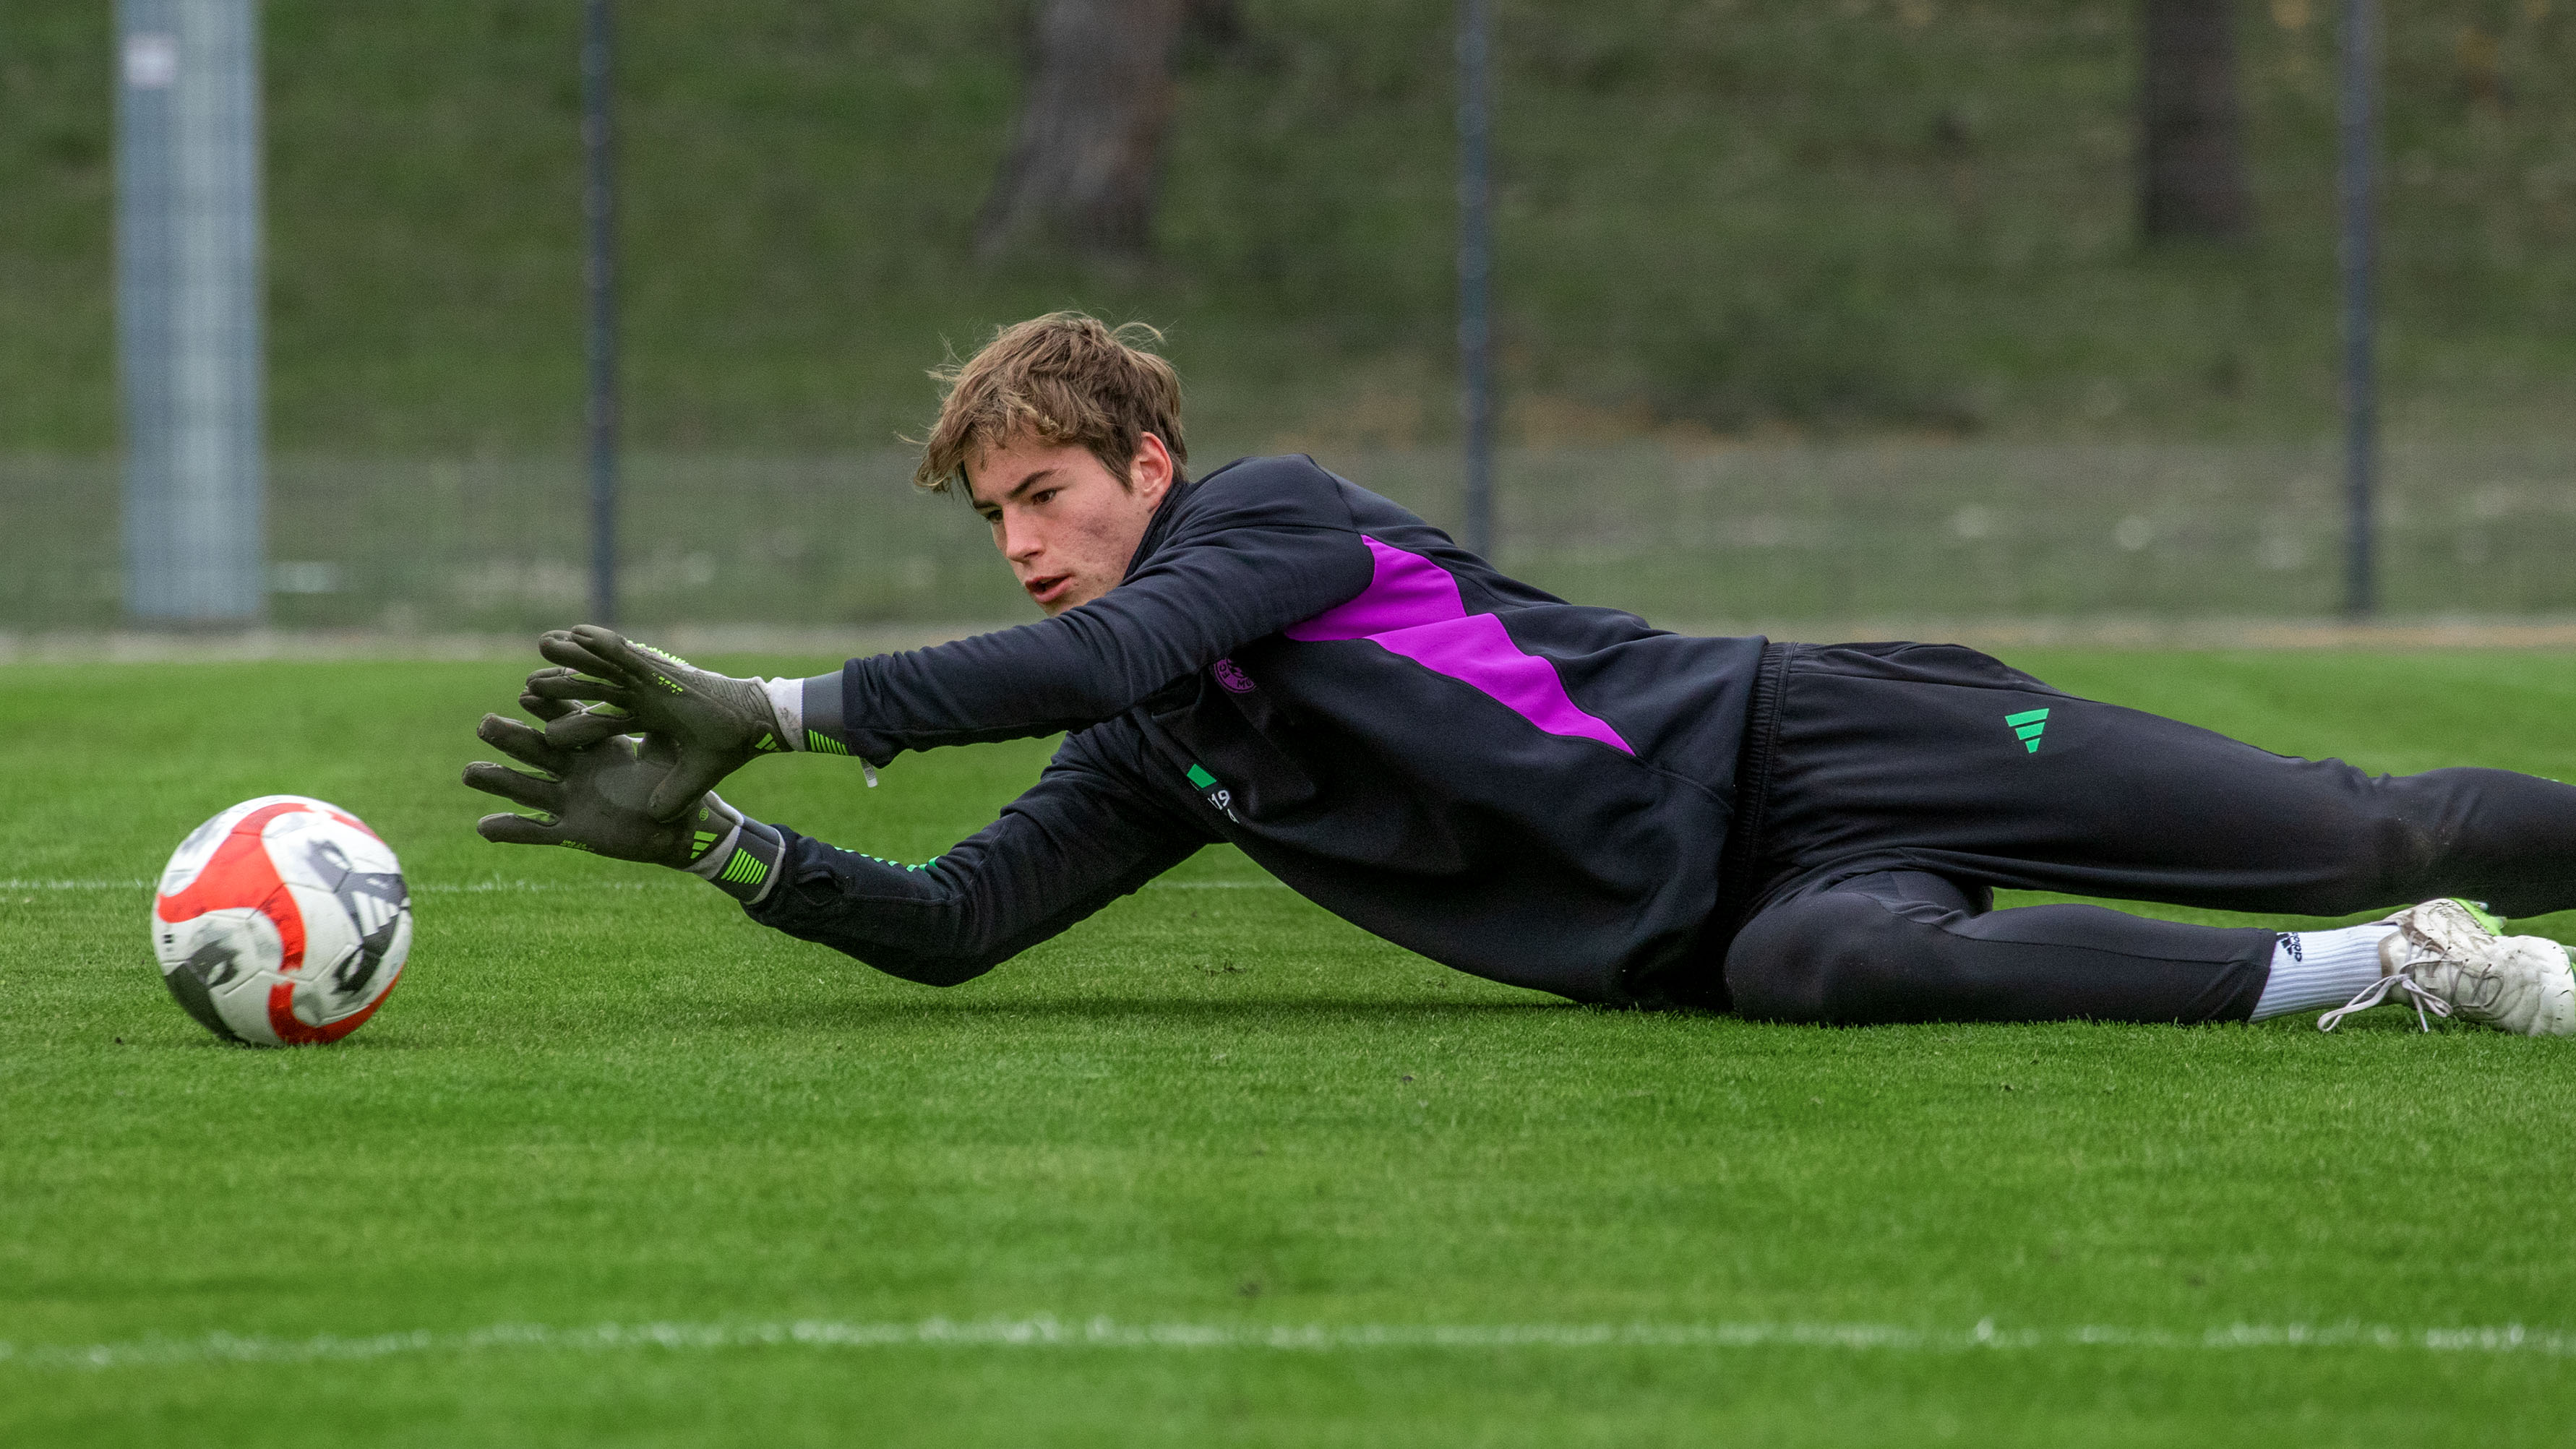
466, 312, 2576, 1034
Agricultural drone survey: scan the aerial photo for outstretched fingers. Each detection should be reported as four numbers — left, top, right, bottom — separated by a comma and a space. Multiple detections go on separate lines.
524, 664, 643, 749
569, 622, 658, 664
518, 691, 580, 723
462, 760, 565, 815
474, 712, 575, 775
542, 708, 641, 749
474, 811, 567, 847
524, 664, 636, 710
535, 629, 635, 685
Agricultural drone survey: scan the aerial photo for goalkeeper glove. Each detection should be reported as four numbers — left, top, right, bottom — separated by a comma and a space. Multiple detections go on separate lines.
463, 702, 786, 902
519, 624, 817, 821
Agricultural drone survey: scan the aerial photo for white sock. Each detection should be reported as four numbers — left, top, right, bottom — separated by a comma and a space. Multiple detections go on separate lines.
2251, 924, 2395, 1020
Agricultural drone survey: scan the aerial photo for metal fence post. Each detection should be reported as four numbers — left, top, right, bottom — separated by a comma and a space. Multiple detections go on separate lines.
118, 0, 265, 625
584, 0, 619, 627
2339, 0, 2379, 618
1456, 0, 1495, 562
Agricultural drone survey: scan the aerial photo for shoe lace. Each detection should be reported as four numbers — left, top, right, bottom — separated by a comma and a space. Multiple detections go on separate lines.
2317, 969, 2454, 1033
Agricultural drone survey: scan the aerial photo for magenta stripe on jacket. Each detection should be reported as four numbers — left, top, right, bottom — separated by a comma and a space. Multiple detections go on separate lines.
1284, 536, 1634, 754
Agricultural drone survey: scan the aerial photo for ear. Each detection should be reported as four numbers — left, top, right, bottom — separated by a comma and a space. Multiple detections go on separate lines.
1128, 433, 1175, 506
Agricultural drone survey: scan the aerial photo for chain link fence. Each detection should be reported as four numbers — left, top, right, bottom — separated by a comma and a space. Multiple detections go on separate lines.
11, 443, 2576, 635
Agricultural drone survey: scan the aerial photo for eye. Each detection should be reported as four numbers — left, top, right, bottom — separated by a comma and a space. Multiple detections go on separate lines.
1031, 488, 1060, 506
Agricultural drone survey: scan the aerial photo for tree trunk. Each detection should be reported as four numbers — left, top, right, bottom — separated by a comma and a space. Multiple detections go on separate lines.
2138, 0, 2254, 241
974, 0, 1189, 259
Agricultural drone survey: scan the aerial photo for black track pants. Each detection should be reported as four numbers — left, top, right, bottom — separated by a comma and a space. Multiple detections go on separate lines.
1720, 643, 2576, 1024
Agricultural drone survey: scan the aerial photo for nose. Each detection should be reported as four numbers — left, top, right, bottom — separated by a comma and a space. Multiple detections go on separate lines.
996, 509, 1042, 564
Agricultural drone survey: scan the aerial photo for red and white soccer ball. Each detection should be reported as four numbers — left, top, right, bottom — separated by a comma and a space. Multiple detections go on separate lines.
152, 795, 413, 1046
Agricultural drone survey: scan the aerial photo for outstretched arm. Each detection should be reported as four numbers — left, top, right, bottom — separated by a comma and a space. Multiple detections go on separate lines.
747, 726, 1216, 986
515, 458, 1375, 781
831, 458, 1373, 761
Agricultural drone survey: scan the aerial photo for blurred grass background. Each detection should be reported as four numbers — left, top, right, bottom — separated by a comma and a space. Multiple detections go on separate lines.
6, 1, 2576, 626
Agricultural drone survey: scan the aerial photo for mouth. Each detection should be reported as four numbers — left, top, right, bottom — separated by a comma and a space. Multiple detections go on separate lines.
1021, 572, 1074, 608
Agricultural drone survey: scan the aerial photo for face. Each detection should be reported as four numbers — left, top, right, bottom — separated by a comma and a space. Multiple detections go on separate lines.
967, 431, 1175, 615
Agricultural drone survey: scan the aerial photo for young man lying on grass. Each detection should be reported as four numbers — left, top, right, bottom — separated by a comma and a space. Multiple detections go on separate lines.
465, 311, 2576, 1035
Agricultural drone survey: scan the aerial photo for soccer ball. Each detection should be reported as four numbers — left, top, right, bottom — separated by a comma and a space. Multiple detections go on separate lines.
152, 795, 413, 1046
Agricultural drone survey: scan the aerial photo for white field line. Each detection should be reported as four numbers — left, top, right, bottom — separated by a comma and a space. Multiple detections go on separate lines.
2, 1316, 2572, 1372
0, 879, 1288, 894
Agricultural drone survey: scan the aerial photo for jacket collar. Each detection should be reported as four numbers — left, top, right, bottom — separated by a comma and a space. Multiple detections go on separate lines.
1122, 474, 1193, 582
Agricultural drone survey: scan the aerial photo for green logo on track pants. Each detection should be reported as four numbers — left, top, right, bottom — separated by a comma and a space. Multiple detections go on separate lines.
2006, 708, 2051, 752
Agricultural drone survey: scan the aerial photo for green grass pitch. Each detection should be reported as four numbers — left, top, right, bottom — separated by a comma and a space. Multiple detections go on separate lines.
6, 648, 2576, 1445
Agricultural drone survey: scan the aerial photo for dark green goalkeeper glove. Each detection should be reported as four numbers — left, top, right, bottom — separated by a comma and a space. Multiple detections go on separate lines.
520, 624, 800, 820
463, 700, 786, 900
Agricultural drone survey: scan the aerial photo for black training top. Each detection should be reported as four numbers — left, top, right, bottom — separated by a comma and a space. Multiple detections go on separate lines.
748, 454, 1769, 1005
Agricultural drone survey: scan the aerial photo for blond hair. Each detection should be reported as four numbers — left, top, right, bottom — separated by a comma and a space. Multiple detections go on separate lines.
913, 311, 1188, 494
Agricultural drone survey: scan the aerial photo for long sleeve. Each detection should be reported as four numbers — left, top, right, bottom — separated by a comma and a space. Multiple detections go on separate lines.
743, 724, 1216, 986
832, 457, 1376, 762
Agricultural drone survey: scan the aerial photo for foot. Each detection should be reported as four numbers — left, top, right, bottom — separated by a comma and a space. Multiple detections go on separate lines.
2317, 898, 2575, 1035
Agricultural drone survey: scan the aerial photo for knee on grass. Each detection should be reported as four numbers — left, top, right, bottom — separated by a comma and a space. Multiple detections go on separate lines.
1722, 890, 1939, 1026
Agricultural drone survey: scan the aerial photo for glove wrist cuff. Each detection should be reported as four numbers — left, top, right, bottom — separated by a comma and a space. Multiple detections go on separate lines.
684, 807, 784, 905
794, 671, 850, 757
674, 794, 743, 867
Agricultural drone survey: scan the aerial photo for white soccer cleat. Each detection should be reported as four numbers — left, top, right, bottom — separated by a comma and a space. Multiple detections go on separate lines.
2317, 898, 2576, 1036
